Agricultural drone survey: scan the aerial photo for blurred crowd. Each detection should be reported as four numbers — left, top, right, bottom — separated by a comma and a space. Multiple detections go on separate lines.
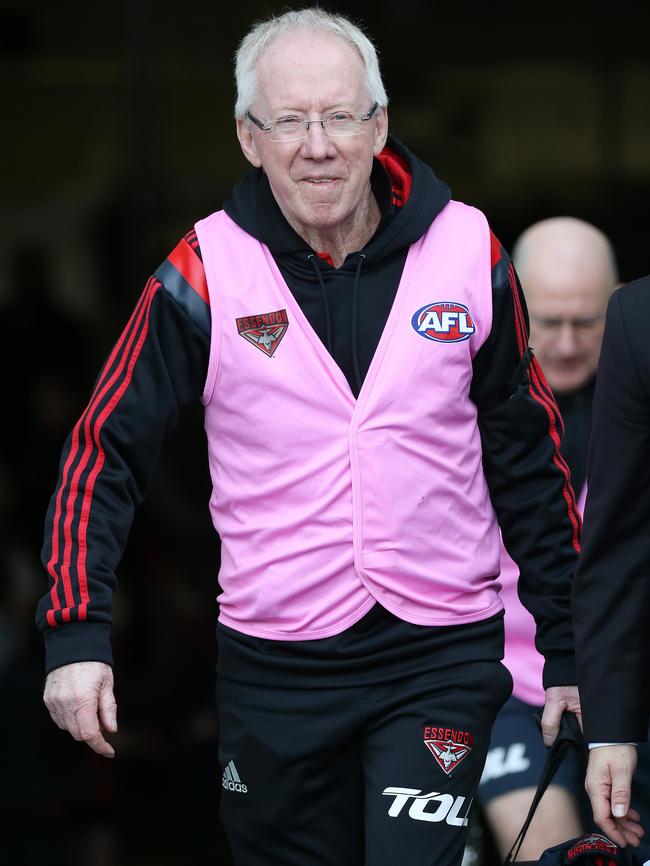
0, 232, 232, 865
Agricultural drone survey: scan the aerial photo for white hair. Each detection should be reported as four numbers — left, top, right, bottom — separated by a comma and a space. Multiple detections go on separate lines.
234, 7, 389, 118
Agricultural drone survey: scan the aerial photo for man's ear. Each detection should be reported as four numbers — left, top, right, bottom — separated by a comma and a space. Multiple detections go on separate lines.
236, 118, 263, 168
372, 106, 389, 156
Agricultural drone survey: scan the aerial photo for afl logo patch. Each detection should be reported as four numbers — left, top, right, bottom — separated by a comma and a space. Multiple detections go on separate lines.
411, 301, 476, 343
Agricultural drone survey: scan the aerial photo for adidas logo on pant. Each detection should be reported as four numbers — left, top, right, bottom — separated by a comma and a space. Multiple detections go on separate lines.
222, 760, 248, 793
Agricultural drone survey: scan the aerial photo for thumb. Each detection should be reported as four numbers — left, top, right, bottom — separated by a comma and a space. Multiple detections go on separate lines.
610, 766, 632, 818
98, 680, 118, 733
611, 787, 631, 819
540, 704, 562, 747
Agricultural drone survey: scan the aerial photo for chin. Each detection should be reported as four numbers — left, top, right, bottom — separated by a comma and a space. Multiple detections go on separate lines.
304, 205, 345, 227
551, 376, 588, 395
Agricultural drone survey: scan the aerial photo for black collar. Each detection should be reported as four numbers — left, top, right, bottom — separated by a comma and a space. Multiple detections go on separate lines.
255, 157, 393, 256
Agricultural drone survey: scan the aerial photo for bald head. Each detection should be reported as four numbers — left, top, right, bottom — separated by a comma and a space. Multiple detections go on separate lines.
513, 217, 618, 394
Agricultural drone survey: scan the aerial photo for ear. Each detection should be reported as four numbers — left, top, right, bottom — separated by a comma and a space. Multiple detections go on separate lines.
236, 118, 263, 168
372, 106, 389, 156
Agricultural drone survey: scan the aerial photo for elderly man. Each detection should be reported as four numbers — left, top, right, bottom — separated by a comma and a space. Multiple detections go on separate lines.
37, 9, 588, 866
478, 217, 619, 858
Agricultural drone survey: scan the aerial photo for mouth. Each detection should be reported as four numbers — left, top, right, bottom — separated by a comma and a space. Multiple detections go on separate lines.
302, 177, 339, 184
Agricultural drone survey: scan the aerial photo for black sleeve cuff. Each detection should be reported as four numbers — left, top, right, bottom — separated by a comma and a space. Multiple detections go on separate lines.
43, 621, 114, 675
542, 654, 577, 690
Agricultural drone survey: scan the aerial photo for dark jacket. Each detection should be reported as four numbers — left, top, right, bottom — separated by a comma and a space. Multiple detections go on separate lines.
574, 276, 650, 742
36, 135, 580, 688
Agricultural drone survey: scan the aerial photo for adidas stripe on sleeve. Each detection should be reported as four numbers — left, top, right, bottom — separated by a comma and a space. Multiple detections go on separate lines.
36, 233, 210, 673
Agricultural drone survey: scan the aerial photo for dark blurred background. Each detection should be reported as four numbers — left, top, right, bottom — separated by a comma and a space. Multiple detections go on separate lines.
1, 1, 649, 864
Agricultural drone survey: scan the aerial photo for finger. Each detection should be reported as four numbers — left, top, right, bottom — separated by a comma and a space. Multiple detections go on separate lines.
590, 787, 622, 839
620, 827, 644, 847
64, 711, 84, 742
590, 792, 642, 848
74, 705, 115, 758
596, 814, 629, 848
540, 704, 562, 746
616, 814, 645, 845
614, 824, 643, 847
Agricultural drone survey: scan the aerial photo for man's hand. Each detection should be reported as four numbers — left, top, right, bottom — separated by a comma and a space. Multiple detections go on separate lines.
540, 684, 582, 746
43, 661, 117, 758
585, 745, 644, 848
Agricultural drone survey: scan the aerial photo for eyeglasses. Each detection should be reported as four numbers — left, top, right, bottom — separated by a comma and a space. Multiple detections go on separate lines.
529, 313, 605, 335
246, 102, 379, 142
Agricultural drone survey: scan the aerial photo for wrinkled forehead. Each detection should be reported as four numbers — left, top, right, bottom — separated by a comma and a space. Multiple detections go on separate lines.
253, 30, 368, 112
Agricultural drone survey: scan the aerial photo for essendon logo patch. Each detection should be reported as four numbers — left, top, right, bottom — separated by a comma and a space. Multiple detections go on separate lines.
411, 301, 475, 343
423, 725, 474, 775
567, 834, 617, 862
236, 309, 289, 357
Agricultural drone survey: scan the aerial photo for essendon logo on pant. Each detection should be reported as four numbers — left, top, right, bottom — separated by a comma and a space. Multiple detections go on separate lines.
423, 725, 474, 775
567, 834, 617, 862
236, 309, 289, 357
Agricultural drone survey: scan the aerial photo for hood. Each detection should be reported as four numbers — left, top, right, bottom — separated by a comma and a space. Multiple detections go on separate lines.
221, 134, 452, 397
223, 134, 451, 270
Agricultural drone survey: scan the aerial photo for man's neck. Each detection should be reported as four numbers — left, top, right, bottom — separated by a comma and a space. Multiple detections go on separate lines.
287, 187, 381, 268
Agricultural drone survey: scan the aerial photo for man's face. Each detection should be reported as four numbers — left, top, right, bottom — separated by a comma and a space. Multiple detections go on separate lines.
236, 30, 388, 240
526, 275, 610, 395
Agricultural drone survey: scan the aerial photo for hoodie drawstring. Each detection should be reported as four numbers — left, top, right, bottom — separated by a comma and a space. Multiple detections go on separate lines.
307, 254, 333, 356
307, 252, 366, 395
351, 254, 365, 394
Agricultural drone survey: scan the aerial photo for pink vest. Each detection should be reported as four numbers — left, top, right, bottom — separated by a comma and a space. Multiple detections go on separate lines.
195, 202, 503, 639
502, 483, 587, 704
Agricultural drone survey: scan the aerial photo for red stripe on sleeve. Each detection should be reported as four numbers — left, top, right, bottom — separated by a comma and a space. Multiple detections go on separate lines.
168, 239, 209, 304
528, 359, 582, 552
508, 263, 528, 356
46, 278, 158, 626
74, 283, 159, 618
507, 262, 580, 552
61, 279, 158, 620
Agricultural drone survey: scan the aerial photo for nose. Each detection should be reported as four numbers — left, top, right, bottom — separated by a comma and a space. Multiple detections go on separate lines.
554, 322, 579, 356
300, 121, 336, 159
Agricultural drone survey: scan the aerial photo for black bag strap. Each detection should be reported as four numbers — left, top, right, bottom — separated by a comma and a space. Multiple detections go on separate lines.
504, 711, 586, 864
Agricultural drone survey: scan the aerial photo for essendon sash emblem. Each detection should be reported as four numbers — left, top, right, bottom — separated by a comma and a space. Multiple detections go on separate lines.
236, 309, 289, 357
567, 834, 617, 862
423, 725, 474, 775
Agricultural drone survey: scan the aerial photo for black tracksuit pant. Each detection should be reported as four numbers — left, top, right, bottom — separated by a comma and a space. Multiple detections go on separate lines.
216, 605, 512, 866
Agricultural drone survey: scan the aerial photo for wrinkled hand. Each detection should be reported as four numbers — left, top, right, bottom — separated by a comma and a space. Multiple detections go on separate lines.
43, 661, 117, 758
585, 745, 644, 848
540, 684, 582, 747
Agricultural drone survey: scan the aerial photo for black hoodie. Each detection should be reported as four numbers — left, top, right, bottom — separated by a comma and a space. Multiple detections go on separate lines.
36, 136, 580, 688
223, 136, 449, 395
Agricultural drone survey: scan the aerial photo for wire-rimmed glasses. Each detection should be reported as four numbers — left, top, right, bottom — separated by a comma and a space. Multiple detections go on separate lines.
247, 102, 379, 142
